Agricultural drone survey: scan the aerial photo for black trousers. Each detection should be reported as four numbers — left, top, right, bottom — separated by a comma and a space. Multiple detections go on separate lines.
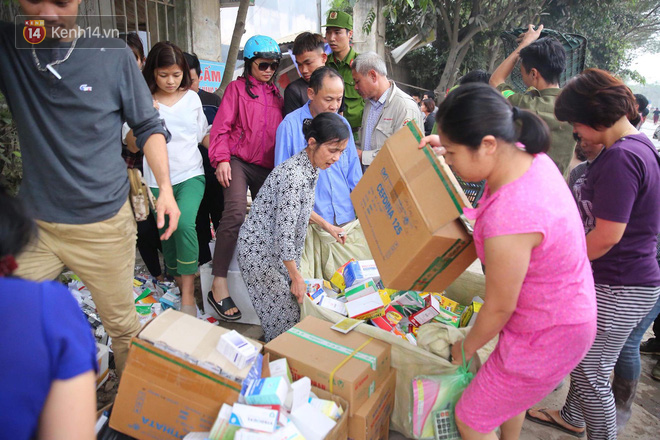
196, 144, 225, 266
137, 211, 162, 277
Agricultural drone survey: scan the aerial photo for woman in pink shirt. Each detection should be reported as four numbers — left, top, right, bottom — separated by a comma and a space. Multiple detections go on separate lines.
207, 35, 284, 320
421, 83, 596, 440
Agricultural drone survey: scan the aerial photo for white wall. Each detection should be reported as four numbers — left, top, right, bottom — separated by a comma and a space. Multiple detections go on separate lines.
220, 0, 331, 63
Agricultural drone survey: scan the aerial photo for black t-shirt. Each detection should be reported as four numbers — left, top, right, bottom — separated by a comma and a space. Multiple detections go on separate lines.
283, 77, 309, 116
283, 76, 347, 117
424, 112, 436, 137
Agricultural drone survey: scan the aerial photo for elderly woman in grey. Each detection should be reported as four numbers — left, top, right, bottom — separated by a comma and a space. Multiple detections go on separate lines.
237, 113, 350, 341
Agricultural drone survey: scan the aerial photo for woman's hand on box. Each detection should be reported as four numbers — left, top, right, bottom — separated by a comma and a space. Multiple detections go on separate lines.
419, 135, 446, 157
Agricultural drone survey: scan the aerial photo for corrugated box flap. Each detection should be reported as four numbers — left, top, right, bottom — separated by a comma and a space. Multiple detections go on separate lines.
381, 121, 472, 232
138, 309, 262, 381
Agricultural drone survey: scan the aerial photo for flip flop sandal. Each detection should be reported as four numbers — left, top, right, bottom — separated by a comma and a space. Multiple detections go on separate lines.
207, 291, 242, 321
525, 408, 585, 438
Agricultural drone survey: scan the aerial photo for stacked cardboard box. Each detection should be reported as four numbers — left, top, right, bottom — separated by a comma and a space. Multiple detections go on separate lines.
264, 316, 397, 440
109, 310, 263, 439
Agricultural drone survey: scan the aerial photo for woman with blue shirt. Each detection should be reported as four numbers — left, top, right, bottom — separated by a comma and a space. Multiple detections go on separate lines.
0, 186, 98, 439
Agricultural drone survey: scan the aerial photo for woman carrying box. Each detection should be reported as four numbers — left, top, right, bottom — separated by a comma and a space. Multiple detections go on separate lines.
420, 83, 597, 440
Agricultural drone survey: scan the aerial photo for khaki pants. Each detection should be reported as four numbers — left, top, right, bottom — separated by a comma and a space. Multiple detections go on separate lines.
15, 200, 141, 375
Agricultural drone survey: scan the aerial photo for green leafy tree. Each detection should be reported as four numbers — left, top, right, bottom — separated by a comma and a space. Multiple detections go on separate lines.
382, 0, 543, 96
384, 0, 660, 94
330, 0, 357, 14
542, 0, 660, 80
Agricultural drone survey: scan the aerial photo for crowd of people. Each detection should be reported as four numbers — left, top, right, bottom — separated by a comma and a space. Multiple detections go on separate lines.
0, 1, 658, 440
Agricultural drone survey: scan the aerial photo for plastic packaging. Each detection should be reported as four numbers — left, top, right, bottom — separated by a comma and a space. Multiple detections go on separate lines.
411, 344, 474, 439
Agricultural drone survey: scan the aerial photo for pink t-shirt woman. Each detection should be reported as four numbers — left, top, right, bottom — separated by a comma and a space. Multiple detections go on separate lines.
421, 82, 596, 438
456, 153, 597, 432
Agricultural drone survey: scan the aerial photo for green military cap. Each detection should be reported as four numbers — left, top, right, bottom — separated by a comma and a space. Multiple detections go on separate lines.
323, 10, 353, 31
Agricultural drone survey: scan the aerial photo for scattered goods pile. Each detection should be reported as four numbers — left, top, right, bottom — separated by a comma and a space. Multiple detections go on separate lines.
104, 311, 394, 440
305, 259, 484, 346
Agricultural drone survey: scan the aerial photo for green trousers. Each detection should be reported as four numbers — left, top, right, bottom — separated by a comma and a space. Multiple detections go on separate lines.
151, 175, 205, 276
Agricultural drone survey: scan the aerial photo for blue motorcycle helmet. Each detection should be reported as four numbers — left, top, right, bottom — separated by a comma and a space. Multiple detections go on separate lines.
244, 35, 281, 61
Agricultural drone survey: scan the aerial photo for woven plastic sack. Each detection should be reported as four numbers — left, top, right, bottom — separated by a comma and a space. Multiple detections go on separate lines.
301, 297, 497, 438
300, 220, 373, 280
411, 345, 474, 440
500, 28, 587, 92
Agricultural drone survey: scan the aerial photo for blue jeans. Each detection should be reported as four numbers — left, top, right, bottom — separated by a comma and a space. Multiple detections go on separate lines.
614, 294, 660, 380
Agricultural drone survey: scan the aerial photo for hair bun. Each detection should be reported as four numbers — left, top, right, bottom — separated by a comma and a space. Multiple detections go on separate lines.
302, 118, 315, 139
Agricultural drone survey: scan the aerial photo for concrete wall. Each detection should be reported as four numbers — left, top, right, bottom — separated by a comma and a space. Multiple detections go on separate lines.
352, 0, 385, 56
191, 0, 222, 62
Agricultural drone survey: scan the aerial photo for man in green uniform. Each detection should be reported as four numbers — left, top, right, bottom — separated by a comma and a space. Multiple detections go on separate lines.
324, 10, 364, 137
490, 24, 575, 178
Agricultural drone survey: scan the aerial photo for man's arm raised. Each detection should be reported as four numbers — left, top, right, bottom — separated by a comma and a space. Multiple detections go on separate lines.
490, 24, 543, 88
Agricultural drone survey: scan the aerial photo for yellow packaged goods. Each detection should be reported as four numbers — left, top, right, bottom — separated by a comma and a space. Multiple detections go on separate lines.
459, 296, 485, 327
349, 368, 397, 440
330, 259, 355, 293
264, 316, 391, 416
351, 122, 477, 293
110, 310, 262, 440
438, 295, 461, 313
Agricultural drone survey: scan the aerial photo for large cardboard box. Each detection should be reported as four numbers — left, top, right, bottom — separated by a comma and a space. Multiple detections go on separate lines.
109, 310, 263, 440
264, 316, 391, 416
349, 368, 396, 440
351, 121, 477, 293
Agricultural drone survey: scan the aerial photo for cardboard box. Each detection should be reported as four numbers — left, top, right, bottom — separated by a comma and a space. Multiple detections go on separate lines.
264, 316, 391, 416
351, 121, 477, 293
349, 368, 396, 440
110, 310, 263, 440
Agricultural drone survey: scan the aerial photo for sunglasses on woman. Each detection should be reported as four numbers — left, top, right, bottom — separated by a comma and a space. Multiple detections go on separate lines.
257, 61, 280, 72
